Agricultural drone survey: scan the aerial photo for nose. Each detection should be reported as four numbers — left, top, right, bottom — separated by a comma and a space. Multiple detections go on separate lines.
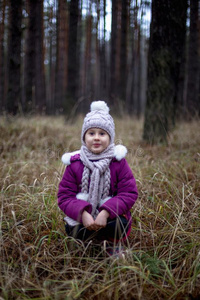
94, 133, 100, 140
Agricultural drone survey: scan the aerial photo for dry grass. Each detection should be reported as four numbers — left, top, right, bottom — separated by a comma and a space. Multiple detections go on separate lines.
0, 115, 200, 300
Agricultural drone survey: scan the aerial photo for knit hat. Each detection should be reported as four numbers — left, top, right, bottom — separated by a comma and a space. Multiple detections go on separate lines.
81, 100, 115, 144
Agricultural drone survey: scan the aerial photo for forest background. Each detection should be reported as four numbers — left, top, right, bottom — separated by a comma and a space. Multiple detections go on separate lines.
1, 0, 150, 116
0, 0, 199, 142
0, 1, 200, 299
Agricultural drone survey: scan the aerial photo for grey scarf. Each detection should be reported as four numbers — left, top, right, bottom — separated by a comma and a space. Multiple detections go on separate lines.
80, 143, 115, 218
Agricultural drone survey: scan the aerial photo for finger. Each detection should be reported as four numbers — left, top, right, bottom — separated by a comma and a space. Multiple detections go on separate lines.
94, 222, 106, 228
86, 224, 96, 231
86, 225, 93, 231
93, 225, 99, 231
95, 225, 104, 231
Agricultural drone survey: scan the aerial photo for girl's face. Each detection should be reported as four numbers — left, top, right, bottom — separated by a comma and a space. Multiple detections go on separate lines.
85, 128, 110, 154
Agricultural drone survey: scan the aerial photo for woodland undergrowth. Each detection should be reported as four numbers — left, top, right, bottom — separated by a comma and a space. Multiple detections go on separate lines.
0, 115, 200, 300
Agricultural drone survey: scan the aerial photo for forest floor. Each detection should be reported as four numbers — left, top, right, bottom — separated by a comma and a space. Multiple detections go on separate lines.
0, 115, 200, 300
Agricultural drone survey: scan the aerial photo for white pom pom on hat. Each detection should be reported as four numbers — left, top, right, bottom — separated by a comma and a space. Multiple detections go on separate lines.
90, 101, 109, 113
81, 100, 115, 144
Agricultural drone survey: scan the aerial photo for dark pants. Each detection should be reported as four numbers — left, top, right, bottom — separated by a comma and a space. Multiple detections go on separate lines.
65, 216, 129, 242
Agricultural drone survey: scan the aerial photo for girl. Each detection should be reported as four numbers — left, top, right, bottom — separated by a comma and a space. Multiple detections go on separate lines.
57, 101, 138, 254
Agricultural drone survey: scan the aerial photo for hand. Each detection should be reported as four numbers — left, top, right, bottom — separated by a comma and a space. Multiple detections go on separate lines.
82, 210, 96, 231
94, 210, 109, 229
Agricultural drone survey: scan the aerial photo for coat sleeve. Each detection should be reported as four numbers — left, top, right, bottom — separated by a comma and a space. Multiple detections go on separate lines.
99, 159, 138, 219
57, 163, 92, 222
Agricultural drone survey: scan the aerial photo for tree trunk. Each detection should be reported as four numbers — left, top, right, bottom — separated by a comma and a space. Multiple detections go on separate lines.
110, 0, 119, 107
94, 0, 100, 99
126, 0, 140, 115
143, 0, 187, 144
134, 26, 141, 117
171, 0, 188, 122
186, 0, 200, 118
24, 0, 46, 113
99, 0, 108, 98
119, 0, 128, 103
83, 8, 92, 99
0, 0, 5, 111
46, 5, 54, 114
24, 0, 36, 112
132, 3, 141, 117
35, 0, 46, 112
6, 0, 22, 114
54, 0, 69, 113
66, 0, 79, 113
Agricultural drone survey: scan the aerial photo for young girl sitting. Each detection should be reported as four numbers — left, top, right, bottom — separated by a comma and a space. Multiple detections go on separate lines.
57, 101, 138, 254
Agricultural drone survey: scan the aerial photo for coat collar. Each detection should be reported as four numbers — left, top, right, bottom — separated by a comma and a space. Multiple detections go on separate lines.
61, 145, 127, 165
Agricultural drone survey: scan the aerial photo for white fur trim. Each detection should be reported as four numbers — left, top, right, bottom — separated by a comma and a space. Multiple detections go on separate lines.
76, 193, 89, 201
61, 150, 80, 165
63, 193, 89, 226
114, 145, 127, 161
62, 145, 127, 165
90, 101, 109, 113
64, 216, 80, 226
100, 196, 112, 207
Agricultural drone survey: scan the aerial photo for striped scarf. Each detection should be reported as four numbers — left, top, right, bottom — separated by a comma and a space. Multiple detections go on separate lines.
80, 143, 115, 218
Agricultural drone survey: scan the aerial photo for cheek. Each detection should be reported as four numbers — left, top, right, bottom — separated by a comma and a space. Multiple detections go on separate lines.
85, 136, 93, 147
105, 137, 110, 146
85, 137, 90, 145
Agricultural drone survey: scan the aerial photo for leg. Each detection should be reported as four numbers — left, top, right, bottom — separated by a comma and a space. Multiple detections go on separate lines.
65, 216, 129, 242
65, 223, 98, 241
97, 216, 129, 242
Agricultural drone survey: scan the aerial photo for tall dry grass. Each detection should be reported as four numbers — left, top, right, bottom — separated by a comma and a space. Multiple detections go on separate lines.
0, 115, 200, 300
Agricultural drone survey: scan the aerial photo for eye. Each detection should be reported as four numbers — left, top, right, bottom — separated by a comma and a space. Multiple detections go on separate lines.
100, 131, 106, 136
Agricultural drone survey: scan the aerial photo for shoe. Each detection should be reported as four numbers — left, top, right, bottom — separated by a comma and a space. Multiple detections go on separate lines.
103, 242, 126, 260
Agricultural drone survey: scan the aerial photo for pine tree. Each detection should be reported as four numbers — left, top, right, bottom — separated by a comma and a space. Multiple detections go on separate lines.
143, 0, 187, 144
6, 0, 22, 114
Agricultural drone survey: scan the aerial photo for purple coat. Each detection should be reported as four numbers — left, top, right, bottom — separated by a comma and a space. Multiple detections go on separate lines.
58, 153, 138, 233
